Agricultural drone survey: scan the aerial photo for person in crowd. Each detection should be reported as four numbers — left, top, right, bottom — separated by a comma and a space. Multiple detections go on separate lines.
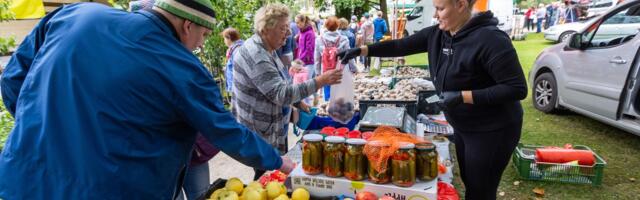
338, 18, 356, 49
358, 13, 374, 71
0, 1, 296, 199
349, 15, 359, 35
524, 6, 534, 31
338, 0, 527, 198
295, 14, 316, 80
536, 3, 547, 33
373, 11, 388, 42
277, 28, 295, 69
314, 16, 355, 101
232, 3, 343, 180
222, 27, 244, 94
544, 3, 554, 29
290, 19, 300, 59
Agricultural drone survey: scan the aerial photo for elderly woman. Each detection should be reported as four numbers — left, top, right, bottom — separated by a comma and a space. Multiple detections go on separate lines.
339, 0, 527, 199
233, 3, 342, 180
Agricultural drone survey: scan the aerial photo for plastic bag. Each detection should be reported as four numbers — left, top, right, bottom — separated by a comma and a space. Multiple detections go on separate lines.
328, 64, 355, 124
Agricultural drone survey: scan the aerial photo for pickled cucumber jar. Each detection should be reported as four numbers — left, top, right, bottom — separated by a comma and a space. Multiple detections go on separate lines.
416, 142, 438, 181
323, 136, 346, 177
344, 138, 368, 181
391, 142, 416, 187
302, 134, 324, 175
367, 140, 391, 184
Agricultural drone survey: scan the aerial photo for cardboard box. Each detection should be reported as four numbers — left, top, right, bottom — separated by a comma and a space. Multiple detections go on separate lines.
290, 166, 437, 200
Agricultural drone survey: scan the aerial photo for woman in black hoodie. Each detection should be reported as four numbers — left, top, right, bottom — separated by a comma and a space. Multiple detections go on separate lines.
339, 0, 527, 199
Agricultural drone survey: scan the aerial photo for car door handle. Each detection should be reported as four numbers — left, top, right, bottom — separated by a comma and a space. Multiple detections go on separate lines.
610, 58, 627, 64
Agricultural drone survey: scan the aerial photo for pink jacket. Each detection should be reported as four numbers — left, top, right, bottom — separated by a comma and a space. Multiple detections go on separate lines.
296, 26, 316, 65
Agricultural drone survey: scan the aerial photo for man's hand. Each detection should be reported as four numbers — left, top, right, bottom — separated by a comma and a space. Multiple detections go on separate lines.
315, 68, 342, 87
278, 156, 296, 174
337, 47, 362, 64
438, 91, 463, 110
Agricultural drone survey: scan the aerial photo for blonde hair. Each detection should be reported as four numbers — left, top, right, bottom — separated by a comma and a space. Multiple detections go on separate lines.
254, 3, 290, 34
339, 18, 349, 30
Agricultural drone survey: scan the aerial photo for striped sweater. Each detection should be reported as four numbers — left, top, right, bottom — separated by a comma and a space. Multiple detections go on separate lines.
232, 34, 318, 153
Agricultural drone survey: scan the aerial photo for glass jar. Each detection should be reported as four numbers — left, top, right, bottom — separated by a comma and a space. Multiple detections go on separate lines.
344, 138, 368, 181
391, 142, 416, 187
323, 136, 345, 177
302, 134, 324, 175
367, 140, 391, 184
416, 142, 438, 181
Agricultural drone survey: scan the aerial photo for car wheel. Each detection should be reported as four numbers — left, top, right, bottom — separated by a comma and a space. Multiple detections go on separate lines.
559, 31, 575, 43
533, 72, 559, 113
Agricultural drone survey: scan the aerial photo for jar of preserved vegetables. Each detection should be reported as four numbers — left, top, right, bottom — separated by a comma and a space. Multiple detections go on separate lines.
344, 138, 367, 181
302, 134, 324, 175
367, 140, 391, 184
416, 142, 438, 181
323, 136, 346, 177
391, 142, 416, 187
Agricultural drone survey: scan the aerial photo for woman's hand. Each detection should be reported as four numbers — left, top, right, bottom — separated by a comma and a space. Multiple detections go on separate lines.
315, 69, 342, 87
297, 101, 311, 113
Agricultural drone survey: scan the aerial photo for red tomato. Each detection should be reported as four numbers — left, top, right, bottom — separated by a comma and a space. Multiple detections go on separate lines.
362, 132, 374, 140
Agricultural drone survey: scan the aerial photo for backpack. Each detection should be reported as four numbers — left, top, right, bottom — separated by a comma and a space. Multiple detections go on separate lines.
321, 37, 341, 73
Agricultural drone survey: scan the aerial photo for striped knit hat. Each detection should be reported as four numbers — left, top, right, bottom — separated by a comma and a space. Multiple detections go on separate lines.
154, 0, 216, 29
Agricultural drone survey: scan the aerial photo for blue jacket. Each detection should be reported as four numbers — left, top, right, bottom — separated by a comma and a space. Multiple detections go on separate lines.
373, 18, 388, 41
0, 3, 282, 199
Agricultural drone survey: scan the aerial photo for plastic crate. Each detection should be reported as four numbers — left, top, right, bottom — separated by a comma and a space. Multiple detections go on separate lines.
512, 143, 607, 186
198, 178, 336, 200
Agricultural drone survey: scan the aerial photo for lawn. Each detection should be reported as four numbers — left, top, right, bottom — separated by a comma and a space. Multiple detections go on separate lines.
404, 33, 640, 199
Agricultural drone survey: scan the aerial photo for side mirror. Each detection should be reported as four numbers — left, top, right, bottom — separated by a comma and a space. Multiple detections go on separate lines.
568, 33, 584, 50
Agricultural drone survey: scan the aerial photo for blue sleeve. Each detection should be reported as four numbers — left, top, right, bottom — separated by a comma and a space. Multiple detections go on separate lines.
175, 69, 282, 170
1, 8, 60, 116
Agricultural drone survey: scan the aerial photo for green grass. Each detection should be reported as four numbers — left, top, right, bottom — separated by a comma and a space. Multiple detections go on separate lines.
405, 33, 640, 199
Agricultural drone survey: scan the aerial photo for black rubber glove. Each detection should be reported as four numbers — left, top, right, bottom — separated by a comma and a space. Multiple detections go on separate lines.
337, 48, 361, 64
438, 91, 463, 110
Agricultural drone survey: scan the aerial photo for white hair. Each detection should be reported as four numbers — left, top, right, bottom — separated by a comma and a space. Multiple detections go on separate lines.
253, 3, 290, 34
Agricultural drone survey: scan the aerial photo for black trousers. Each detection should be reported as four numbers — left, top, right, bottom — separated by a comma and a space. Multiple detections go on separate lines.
455, 120, 522, 200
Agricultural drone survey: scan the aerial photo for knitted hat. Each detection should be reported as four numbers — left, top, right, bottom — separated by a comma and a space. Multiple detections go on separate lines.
154, 0, 216, 29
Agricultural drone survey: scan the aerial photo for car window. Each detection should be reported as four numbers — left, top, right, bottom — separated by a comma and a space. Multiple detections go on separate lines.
409, 6, 423, 17
586, 8, 640, 48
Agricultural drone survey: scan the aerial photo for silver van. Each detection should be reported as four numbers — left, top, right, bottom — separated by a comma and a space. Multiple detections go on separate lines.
530, 0, 640, 136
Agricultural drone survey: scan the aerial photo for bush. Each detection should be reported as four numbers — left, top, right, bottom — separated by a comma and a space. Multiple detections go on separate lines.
0, 36, 15, 56
0, 102, 14, 152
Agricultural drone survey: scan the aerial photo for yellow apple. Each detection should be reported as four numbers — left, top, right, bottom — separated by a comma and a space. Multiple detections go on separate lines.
291, 188, 310, 200
226, 178, 244, 194
273, 194, 289, 200
266, 182, 283, 200
216, 190, 239, 200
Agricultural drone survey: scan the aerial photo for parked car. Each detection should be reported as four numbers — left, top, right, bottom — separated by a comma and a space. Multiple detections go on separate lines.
544, 16, 599, 43
530, 0, 640, 136
587, 0, 619, 17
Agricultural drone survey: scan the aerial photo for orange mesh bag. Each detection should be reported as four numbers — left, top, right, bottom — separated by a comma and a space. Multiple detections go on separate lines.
364, 126, 425, 173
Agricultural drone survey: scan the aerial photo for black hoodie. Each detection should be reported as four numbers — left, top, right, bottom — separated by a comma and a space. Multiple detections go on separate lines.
368, 12, 527, 132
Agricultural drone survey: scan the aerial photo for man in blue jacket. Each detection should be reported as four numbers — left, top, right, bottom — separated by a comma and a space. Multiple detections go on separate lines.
373, 11, 388, 42
0, 1, 294, 199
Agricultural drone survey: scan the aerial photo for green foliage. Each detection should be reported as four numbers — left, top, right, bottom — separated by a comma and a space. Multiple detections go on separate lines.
0, 102, 14, 152
109, 0, 130, 10
0, 36, 15, 56
333, 0, 368, 19
0, 0, 15, 21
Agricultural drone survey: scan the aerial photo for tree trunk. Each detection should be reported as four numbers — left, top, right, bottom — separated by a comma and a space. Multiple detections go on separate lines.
379, 0, 390, 35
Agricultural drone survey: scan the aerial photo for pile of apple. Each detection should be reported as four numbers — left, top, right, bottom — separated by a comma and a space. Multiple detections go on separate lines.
208, 177, 310, 200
